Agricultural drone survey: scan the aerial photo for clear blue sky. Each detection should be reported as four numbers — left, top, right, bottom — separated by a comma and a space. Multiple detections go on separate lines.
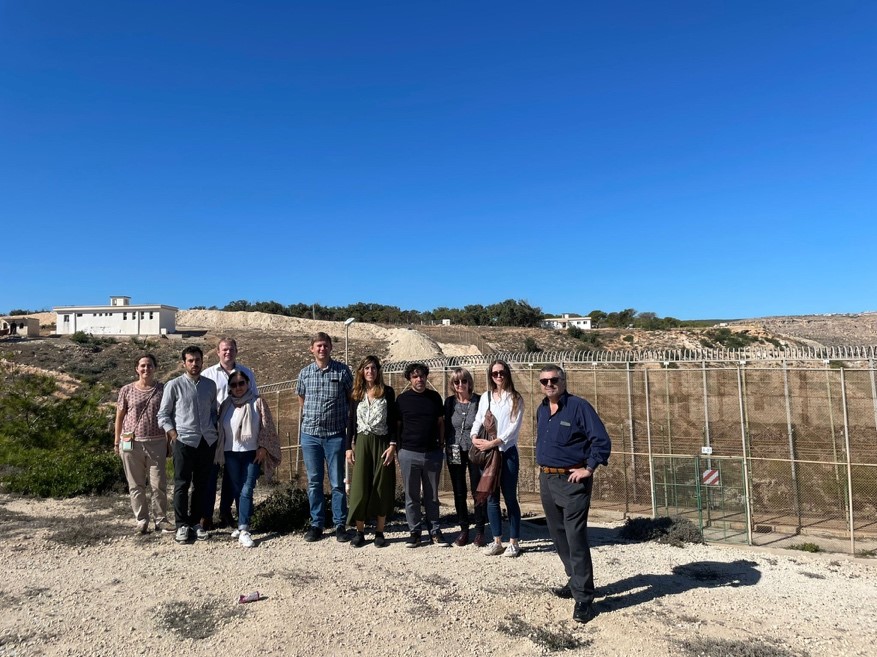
2, 1, 874, 320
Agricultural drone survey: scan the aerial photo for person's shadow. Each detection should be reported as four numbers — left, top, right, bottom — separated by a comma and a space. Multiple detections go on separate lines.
597, 560, 761, 612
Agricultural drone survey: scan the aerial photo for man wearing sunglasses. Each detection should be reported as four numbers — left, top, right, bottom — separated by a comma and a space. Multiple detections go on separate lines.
201, 337, 258, 529
536, 364, 611, 624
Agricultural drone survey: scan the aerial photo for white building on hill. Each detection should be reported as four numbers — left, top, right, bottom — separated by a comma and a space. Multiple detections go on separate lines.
542, 313, 592, 331
53, 296, 177, 336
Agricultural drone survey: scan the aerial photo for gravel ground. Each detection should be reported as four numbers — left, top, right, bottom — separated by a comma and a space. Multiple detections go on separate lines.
2, 492, 876, 657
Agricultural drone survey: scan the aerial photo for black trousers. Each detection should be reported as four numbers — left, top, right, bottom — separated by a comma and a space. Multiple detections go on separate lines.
172, 437, 215, 529
540, 472, 595, 604
446, 450, 486, 531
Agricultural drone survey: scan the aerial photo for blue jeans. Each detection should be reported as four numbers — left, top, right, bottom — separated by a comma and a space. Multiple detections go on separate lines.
224, 450, 260, 529
300, 432, 347, 528
487, 446, 521, 540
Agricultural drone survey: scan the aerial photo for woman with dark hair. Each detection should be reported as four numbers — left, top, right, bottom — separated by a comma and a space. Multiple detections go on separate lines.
345, 355, 397, 548
444, 367, 486, 547
471, 359, 524, 557
114, 353, 169, 534
216, 369, 282, 548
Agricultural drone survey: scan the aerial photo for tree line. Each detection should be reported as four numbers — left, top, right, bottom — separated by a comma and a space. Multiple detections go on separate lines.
191, 299, 688, 330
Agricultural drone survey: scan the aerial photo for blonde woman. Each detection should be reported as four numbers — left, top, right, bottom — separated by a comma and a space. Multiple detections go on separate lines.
444, 367, 486, 547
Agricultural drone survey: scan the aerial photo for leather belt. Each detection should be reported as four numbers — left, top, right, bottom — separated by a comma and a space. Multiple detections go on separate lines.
540, 463, 585, 474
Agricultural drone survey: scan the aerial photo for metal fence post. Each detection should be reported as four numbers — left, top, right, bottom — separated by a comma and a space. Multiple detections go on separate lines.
625, 361, 638, 504
840, 367, 855, 554
783, 360, 803, 531
644, 367, 656, 517
870, 359, 877, 435
736, 363, 753, 545
702, 361, 711, 467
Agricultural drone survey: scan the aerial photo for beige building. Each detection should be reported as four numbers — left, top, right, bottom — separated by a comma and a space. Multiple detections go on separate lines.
0, 317, 40, 337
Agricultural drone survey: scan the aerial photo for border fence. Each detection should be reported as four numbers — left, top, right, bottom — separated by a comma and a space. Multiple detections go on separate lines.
257, 345, 877, 554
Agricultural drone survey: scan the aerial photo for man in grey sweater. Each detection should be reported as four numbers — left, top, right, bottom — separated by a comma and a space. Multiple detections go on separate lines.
157, 346, 218, 543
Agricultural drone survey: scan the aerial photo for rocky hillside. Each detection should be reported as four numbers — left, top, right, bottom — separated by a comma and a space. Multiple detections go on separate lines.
3, 310, 876, 398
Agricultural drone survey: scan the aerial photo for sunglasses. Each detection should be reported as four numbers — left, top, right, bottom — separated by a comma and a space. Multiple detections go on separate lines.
229, 381, 248, 389
491, 371, 506, 378
452, 380, 469, 386
539, 377, 560, 386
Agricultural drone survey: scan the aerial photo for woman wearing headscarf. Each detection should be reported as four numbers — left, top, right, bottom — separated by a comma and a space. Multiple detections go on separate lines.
216, 369, 281, 548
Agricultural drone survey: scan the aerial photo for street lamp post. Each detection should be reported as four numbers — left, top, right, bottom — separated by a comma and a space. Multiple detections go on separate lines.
344, 317, 356, 365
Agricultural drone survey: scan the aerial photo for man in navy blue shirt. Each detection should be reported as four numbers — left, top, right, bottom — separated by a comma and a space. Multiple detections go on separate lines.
536, 364, 611, 624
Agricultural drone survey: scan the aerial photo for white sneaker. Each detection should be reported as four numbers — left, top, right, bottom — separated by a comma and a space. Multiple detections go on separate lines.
231, 529, 241, 539
239, 530, 255, 548
195, 525, 209, 541
175, 525, 189, 543
502, 543, 521, 558
483, 542, 505, 556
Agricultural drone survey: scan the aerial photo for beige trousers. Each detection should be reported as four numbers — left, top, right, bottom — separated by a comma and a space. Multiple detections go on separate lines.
121, 438, 169, 524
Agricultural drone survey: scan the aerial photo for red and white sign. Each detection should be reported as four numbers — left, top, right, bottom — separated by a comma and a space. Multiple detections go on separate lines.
702, 469, 720, 486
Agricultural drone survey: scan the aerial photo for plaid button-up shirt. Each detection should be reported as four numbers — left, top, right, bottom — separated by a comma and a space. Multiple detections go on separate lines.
296, 359, 353, 437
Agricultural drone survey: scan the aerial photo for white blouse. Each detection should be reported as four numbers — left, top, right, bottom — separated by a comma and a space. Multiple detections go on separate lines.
470, 390, 523, 452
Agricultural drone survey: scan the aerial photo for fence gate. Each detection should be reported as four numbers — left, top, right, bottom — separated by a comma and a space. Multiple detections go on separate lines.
651, 455, 750, 545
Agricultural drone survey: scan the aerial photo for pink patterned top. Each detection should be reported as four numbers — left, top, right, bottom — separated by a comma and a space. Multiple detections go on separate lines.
117, 382, 165, 440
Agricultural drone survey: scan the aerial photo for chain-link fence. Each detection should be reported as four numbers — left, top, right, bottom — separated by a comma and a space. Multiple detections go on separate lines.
257, 348, 877, 554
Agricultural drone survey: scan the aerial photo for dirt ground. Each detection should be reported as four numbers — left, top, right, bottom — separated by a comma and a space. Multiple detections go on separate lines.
2, 490, 875, 657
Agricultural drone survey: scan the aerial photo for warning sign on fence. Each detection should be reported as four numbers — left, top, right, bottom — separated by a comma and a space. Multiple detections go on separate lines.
702, 469, 720, 486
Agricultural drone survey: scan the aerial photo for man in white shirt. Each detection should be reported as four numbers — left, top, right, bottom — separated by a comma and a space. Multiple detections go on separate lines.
201, 336, 258, 528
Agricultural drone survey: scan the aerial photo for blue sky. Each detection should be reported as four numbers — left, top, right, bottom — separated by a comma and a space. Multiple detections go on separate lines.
2, 1, 874, 320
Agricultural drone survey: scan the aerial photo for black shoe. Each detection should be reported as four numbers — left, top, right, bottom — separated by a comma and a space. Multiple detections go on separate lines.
430, 530, 450, 547
351, 531, 366, 548
304, 526, 322, 542
405, 531, 421, 548
573, 602, 597, 624
218, 512, 235, 529
551, 584, 573, 599
374, 532, 387, 548
336, 525, 351, 542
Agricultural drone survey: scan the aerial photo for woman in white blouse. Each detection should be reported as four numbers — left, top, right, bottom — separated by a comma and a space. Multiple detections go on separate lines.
345, 355, 398, 548
471, 359, 524, 557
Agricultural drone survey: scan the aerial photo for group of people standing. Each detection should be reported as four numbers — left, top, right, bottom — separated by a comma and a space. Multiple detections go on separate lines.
115, 330, 612, 623
114, 337, 281, 548
296, 331, 526, 556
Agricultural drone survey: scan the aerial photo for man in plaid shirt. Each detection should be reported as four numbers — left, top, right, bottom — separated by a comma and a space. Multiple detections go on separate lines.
297, 332, 353, 542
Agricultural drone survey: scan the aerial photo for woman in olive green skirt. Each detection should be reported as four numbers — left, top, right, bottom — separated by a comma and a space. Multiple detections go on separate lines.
345, 355, 398, 547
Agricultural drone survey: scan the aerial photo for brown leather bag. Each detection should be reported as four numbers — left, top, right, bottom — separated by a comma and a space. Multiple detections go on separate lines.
468, 396, 496, 467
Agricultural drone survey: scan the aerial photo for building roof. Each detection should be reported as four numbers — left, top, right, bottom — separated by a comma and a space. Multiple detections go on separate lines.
53, 304, 179, 312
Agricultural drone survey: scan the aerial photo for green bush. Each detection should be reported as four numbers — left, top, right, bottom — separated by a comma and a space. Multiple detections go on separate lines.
69, 331, 115, 352
2, 449, 124, 497
575, 331, 603, 348
618, 515, 703, 547
523, 337, 542, 353
250, 483, 312, 533
787, 542, 821, 553
0, 364, 123, 497
567, 326, 584, 340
